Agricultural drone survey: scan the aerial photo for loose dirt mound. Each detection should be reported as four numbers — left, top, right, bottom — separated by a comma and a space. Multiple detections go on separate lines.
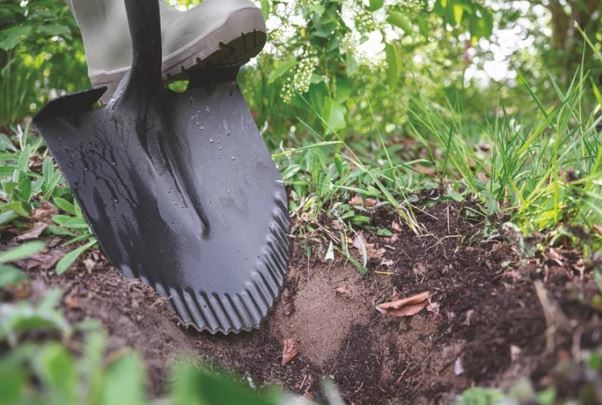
9, 202, 600, 404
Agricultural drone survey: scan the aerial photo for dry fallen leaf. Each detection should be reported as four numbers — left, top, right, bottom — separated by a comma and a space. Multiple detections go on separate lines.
349, 195, 363, 206
391, 222, 402, 232
376, 291, 430, 317
335, 286, 352, 298
593, 224, 602, 236
281, 338, 298, 366
544, 248, 564, 267
83, 259, 97, 272
364, 198, 377, 208
16, 222, 48, 242
31, 202, 57, 222
412, 262, 428, 278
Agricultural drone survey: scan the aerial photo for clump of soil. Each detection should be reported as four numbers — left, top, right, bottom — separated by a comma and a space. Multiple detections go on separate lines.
5, 201, 601, 404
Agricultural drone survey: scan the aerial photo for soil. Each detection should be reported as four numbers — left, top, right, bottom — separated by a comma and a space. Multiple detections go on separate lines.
3, 201, 601, 404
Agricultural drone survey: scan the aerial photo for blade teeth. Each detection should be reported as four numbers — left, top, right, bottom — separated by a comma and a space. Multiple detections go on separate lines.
211, 292, 236, 333
267, 236, 287, 269
197, 292, 221, 332
271, 221, 289, 250
254, 266, 278, 298
265, 253, 285, 280
169, 287, 192, 325
240, 289, 263, 325
182, 290, 208, 330
229, 293, 254, 329
154, 282, 168, 298
221, 293, 245, 331
250, 281, 271, 315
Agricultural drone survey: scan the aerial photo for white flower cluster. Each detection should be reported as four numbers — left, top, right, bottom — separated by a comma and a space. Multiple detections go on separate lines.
400, 0, 423, 14
281, 53, 319, 103
355, 8, 377, 32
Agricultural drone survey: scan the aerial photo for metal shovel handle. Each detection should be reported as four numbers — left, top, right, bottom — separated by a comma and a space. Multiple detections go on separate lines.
122, 0, 163, 99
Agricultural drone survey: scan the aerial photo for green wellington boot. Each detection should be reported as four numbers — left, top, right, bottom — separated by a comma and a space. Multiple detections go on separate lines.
66, 0, 266, 100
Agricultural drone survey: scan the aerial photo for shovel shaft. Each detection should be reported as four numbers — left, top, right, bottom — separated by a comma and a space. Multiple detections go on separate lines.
123, 0, 162, 97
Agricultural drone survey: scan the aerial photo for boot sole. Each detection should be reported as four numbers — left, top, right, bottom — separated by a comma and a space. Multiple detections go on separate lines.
91, 7, 266, 102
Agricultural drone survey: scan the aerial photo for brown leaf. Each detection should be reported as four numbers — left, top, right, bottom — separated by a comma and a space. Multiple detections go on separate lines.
364, 198, 377, 208
281, 338, 298, 366
83, 259, 96, 272
335, 286, 352, 298
413, 164, 436, 176
377, 291, 430, 317
391, 222, 402, 232
23, 249, 65, 272
16, 222, 48, 242
544, 248, 564, 267
593, 224, 602, 236
31, 202, 57, 222
349, 195, 363, 206
412, 262, 428, 277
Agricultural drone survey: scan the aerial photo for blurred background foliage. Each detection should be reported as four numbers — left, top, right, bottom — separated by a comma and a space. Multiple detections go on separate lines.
1, 0, 600, 137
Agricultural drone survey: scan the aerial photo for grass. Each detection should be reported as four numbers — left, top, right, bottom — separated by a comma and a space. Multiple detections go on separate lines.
275, 68, 601, 258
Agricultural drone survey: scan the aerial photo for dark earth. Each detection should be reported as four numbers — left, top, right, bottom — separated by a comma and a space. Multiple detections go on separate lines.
2, 201, 601, 404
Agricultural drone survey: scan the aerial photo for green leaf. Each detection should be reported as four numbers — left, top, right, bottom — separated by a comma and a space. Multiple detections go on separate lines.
385, 42, 403, 87
259, 0, 270, 20
54, 197, 75, 215
322, 97, 346, 134
99, 352, 146, 405
0, 264, 28, 288
0, 210, 18, 226
267, 60, 296, 84
55, 239, 96, 274
387, 11, 412, 34
37, 24, 71, 39
171, 363, 277, 405
0, 241, 44, 264
0, 25, 32, 51
368, 0, 384, 11
376, 228, 393, 237
458, 387, 504, 405
0, 289, 70, 344
452, 4, 464, 24
35, 344, 77, 403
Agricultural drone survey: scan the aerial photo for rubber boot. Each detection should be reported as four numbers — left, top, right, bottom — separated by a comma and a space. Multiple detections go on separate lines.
66, 0, 266, 100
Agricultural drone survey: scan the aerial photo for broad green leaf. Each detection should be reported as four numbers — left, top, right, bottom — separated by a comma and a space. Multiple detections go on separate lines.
0, 264, 27, 287
387, 11, 412, 34
54, 197, 75, 215
0, 241, 44, 264
35, 344, 77, 404
0, 289, 70, 344
0, 210, 18, 226
452, 4, 464, 24
99, 352, 146, 405
259, 0, 270, 20
171, 363, 277, 405
322, 97, 346, 134
0, 25, 32, 51
37, 24, 71, 39
267, 60, 296, 84
55, 239, 96, 274
385, 42, 403, 87
368, 0, 384, 11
